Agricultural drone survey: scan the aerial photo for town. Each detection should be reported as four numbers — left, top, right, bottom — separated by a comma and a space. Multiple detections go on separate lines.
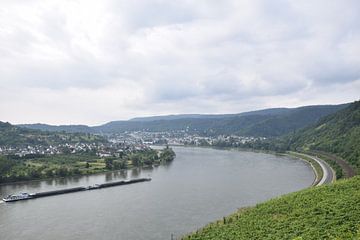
0, 141, 150, 158
109, 131, 265, 147
0, 131, 265, 158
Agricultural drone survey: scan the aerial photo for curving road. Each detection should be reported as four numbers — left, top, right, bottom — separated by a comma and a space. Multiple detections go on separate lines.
297, 153, 335, 186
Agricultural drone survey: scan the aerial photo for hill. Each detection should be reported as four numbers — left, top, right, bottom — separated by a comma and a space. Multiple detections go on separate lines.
97, 104, 347, 136
183, 176, 360, 240
129, 108, 289, 122
20, 103, 349, 137
0, 121, 106, 147
18, 123, 95, 133
290, 100, 360, 171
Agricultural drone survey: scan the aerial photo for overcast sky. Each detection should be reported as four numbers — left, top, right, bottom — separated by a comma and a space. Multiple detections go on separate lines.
1, 0, 359, 125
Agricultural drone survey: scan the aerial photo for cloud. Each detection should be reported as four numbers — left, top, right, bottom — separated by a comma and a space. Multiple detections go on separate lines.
0, 0, 359, 124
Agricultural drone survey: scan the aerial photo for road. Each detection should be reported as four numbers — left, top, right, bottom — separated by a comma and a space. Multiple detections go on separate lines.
309, 150, 356, 178
296, 153, 336, 186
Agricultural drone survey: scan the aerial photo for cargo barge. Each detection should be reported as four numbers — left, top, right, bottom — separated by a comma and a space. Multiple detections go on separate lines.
2, 178, 151, 203
31, 187, 86, 198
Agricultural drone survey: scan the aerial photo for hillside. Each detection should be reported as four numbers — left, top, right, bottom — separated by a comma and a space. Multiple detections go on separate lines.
18, 123, 95, 134
183, 176, 360, 240
96, 104, 348, 136
0, 121, 106, 147
129, 108, 289, 122
290, 100, 360, 171
20, 104, 348, 137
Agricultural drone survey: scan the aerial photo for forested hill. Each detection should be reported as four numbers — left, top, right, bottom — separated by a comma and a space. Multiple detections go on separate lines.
18, 123, 95, 134
20, 103, 348, 137
129, 108, 289, 122
94, 104, 348, 136
0, 121, 106, 147
290, 100, 360, 171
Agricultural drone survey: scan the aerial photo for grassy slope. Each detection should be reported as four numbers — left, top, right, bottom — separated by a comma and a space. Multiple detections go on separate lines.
290, 100, 360, 172
183, 177, 360, 240
184, 102, 360, 239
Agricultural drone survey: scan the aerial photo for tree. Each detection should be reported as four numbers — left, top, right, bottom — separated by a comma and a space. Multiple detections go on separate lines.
45, 168, 54, 177
131, 154, 141, 167
105, 158, 113, 169
56, 167, 68, 177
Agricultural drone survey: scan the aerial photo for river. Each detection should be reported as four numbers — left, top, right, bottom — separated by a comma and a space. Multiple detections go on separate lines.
0, 146, 314, 240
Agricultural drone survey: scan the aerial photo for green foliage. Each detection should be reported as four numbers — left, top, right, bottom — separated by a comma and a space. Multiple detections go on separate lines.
0, 155, 17, 175
105, 157, 114, 169
290, 100, 360, 172
23, 105, 346, 137
126, 148, 175, 167
183, 176, 360, 240
0, 153, 102, 183
159, 146, 176, 163
240, 101, 360, 177
311, 152, 344, 179
0, 121, 106, 147
0, 147, 175, 183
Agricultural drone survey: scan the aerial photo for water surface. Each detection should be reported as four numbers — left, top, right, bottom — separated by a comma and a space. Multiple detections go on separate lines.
0, 147, 314, 240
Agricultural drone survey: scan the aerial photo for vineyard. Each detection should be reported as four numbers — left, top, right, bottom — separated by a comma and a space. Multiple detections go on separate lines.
183, 176, 360, 240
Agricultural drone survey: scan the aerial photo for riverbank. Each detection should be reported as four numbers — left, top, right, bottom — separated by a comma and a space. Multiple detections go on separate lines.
308, 150, 357, 178
181, 149, 340, 239
288, 152, 336, 186
0, 147, 175, 184
170, 144, 327, 187
182, 176, 360, 240
0, 146, 314, 240
286, 152, 324, 186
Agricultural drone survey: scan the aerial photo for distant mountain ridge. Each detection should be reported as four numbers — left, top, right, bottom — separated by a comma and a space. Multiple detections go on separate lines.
129, 108, 289, 122
18, 103, 349, 137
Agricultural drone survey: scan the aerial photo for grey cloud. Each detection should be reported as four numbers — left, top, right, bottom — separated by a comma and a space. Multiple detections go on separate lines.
0, 0, 359, 124
309, 64, 360, 85
203, 68, 308, 100
108, 1, 198, 30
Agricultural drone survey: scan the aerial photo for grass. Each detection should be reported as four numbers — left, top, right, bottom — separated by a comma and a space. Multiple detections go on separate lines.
182, 176, 360, 240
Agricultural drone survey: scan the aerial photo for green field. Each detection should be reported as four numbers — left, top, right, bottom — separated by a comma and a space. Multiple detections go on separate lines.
183, 176, 360, 240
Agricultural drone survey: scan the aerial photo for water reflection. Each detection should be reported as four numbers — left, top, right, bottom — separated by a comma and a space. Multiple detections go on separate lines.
0, 162, 175, 197
161, 160, 174, 169
0, 147, 314, 240
45, 179, 53, 185
142, 165, 154, 171
131, 168, 141, 178
117, 170, 128, 179
105, 172, 113, 182
54, 178, 70, 185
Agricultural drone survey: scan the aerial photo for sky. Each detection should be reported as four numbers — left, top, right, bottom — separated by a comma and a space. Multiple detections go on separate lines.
0, 0, 359, 126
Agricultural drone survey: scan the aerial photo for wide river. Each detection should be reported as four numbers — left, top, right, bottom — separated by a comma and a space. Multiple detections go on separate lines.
0, 147, 314, 240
